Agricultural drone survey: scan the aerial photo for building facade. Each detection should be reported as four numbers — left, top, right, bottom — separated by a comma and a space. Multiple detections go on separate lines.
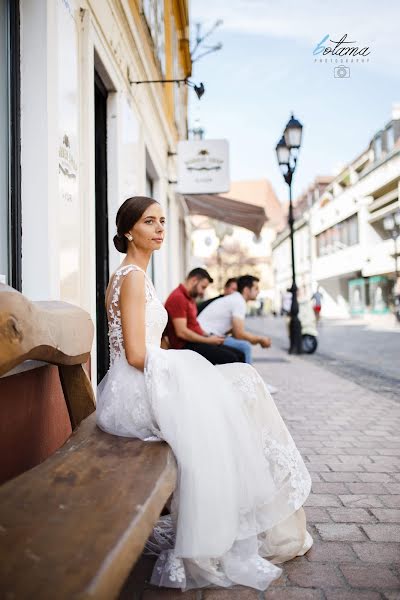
272, 106, 400, 319
1, 0, 192, 383
272, 177, 332, 312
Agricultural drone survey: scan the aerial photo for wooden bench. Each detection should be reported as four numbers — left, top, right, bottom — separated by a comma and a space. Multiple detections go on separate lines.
0, 285, 177, 599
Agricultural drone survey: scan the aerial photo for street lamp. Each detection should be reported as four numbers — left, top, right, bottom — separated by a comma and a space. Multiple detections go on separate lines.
383, 209, 400, 294
275, 113, 303, 354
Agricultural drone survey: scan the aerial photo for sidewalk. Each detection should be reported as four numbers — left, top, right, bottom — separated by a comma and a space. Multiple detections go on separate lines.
120, 342, 400, 599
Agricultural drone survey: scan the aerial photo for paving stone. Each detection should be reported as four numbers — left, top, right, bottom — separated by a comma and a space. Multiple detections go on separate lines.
362, 524, 400, 542
352, 542, 400, 564
203, 589, 259, 599
326, 464, 366, 472
264, 589, 322, 599
385, 483, 400, 494
306, 464, 331, 472
358, 473, 394, 482
312, 482, 350, 495
306, 541, 357, 562
337, 455, 373, 464
367, 464, 400, 473
346, 483, 389, 494
371, 508, 400, 523
304, 507, 332, 523
305, 494, 342, 507
327, 507, 375, 523
340, 564, 400, 589
339, 495, 385, 508
382, 495, 400, 508
325, 591, 383, 600
285, 561, 345, 588
321, 472, 361, 483
315, 523, 366, 541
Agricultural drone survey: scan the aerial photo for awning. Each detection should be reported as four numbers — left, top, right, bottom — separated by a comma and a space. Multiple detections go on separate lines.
180, 193, 267, 236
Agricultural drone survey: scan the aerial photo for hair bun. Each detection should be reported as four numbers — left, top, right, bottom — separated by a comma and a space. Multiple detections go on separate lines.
113, 233, 127, 253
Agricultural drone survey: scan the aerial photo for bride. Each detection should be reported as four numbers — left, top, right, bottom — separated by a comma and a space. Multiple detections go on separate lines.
96, 196, 313, 592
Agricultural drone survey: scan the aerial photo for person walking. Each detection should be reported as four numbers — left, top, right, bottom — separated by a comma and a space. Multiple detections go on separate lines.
164, 269, 246, 364
311, 286, 323, 322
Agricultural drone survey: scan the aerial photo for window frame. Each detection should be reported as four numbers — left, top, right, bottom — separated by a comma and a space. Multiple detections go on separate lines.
8, 0, 22, 290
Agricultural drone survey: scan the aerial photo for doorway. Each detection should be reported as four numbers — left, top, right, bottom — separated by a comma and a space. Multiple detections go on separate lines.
94, 71, 109, 383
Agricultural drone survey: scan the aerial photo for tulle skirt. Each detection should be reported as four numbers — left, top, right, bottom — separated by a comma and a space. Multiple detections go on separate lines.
96, 345, 312, 591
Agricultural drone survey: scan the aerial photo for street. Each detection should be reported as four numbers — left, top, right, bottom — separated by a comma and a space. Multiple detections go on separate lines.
250, 315, 400, 403
121, 325, 400, 599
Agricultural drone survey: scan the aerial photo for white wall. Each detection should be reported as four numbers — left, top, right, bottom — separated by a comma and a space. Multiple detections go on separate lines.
19, 0, 189, 383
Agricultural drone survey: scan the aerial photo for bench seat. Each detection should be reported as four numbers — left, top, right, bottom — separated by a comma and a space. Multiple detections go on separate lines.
0, 413, 177, 599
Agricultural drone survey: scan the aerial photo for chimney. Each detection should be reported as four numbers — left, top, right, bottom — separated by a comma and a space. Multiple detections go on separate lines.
392, 102, 400, 120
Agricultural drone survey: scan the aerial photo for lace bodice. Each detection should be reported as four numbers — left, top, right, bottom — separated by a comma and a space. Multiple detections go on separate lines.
107, 264, 168, 365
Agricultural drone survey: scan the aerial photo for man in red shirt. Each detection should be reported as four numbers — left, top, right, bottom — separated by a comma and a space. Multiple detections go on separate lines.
164, 268, 245, 364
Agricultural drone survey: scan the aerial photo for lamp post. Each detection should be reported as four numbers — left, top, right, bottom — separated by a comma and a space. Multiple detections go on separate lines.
383, 209, 400, 295
275, 114, 303, 354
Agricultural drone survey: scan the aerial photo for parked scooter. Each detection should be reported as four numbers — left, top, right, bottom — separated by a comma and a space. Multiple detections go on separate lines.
299, 299, 318, 353
285, 300, 318, 353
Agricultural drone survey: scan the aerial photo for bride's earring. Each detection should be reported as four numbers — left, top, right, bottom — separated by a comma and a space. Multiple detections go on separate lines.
126, 233, 133, 242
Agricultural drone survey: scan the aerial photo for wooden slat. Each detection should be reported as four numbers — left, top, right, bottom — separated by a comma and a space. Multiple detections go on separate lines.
58, 364, 96, 428
0, 414, 177, 600
0, 285, 94, 377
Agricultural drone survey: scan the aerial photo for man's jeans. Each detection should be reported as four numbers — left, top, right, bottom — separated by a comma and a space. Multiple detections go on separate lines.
223, 337, 252, 364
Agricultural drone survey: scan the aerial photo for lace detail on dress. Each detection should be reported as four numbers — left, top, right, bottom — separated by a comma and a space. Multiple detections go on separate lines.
156, 551, 186, 586
261, 430, 310, 510
107, 264, 167, 366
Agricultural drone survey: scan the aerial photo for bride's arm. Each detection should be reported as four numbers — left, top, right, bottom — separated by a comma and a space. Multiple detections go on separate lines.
119, 270, 146, 371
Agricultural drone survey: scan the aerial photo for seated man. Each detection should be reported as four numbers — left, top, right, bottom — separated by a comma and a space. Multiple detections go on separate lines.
198, 274, 272, 365
197, 277, 238, 314
164, 268, 246, 365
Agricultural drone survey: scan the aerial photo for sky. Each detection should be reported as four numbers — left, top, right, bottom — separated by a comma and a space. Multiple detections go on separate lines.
188, 0, 400, 203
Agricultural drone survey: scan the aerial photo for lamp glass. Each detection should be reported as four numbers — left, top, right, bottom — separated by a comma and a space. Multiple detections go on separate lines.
394, 210, 400, 227
276, 138, 290, 165
383, 215, 395, 231
284, 115, 303, 149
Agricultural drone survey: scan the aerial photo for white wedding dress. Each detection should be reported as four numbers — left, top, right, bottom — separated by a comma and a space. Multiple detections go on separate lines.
96, 264, 313, 592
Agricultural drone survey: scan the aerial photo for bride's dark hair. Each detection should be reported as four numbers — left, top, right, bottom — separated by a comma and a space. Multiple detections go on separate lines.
113, 196, 159, 253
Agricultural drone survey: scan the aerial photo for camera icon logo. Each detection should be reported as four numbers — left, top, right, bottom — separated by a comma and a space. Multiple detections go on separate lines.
334, 66, 350, 78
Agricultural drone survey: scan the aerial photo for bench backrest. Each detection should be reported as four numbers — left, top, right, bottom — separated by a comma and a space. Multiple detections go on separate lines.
0, 284, 95, 429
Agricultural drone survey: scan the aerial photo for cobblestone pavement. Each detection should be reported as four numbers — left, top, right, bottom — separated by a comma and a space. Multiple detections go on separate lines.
251, 314, 400, 402
120, 338, 400, 600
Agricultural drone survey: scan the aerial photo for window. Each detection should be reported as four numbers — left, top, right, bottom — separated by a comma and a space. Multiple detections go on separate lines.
316, 214, 359, 257
142, 0, 165, 75
373, 135, 382, 161
386, 125, 395, 152
0, 0, 21, 289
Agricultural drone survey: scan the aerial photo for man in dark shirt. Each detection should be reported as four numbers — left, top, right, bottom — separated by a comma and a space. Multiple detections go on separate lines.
197, 277, 238, 314
164, 269, 245, 364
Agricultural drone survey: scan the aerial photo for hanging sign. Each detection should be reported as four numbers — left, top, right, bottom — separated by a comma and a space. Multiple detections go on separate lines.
177, 139, 230, 194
